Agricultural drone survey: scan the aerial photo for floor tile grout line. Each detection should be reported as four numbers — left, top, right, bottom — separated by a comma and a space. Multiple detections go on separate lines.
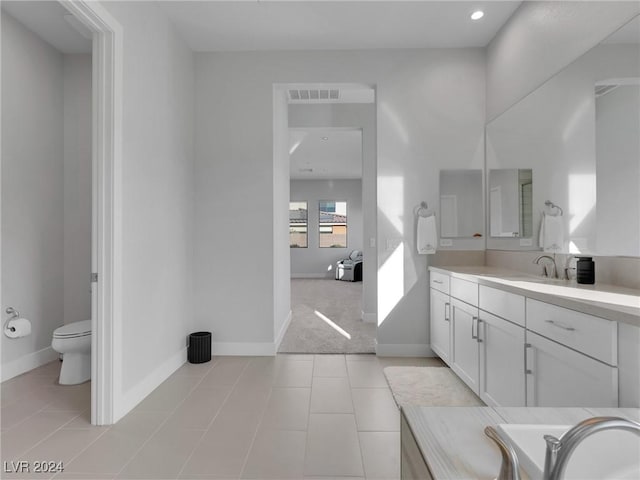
43, 421, 112, 478
237, 355, 315, 478
7, 403, 92, 462
112, 362, 218, 479
175, 357, 252, 479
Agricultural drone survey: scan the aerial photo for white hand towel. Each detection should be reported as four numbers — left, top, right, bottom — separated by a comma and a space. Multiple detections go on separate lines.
540, 212, 564, 252
417, 214, 437, 254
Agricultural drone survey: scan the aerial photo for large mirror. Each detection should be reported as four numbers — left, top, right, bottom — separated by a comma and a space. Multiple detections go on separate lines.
489, 169, 533, 238
440, 169, 484, 238
486, 15, 639, 255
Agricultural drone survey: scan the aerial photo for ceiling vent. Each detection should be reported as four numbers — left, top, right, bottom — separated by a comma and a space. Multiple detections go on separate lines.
595, 84, 619, 97
288, 89, 340, 102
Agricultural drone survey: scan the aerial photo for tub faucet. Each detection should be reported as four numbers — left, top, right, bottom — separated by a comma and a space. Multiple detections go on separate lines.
543, 416, 640, 480
485, 426, 521, 480
534, 255, 557, 278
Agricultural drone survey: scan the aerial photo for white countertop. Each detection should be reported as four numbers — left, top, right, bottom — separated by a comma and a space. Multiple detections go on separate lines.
402, 406, 640, 480
429, 265, 640, 327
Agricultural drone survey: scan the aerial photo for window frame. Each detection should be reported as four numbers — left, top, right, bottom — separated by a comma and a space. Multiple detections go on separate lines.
318, 200, 348, 248
289, 201, 308, 248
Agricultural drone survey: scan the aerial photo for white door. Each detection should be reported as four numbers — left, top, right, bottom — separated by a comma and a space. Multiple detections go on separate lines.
451, 298, 480, 394
430, 289, 451, 366
525, 331, 618, 407
479, 311, 525, 407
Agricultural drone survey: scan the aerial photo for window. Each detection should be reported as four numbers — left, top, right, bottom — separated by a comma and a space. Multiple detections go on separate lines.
319, 200, 347, 248
289, 202, 308, 248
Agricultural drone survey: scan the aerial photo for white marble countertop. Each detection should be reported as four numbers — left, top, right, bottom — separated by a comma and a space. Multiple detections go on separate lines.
402, 406, 640, 480
429, 265, 640, 327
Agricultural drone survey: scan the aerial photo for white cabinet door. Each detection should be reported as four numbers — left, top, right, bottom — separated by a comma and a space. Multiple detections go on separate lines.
451, 298, 480, 395
430, 289, 451, 366
478, 311, 525, 407
525, 331, 618, 407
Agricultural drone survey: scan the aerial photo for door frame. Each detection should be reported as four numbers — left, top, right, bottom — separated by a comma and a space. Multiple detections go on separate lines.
59, 0, 123, 425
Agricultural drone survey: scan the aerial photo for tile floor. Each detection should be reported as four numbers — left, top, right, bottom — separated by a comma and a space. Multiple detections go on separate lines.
1, 354, 443, 479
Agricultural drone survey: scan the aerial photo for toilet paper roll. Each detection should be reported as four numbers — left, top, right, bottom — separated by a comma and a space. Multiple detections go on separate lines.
4, 317, 31, 338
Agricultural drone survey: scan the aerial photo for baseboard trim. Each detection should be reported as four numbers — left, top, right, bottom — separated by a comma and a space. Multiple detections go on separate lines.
291, 273, 332, 279
375, 343, 435, 357
212, 342, 277, 356
361, 311, 377, 324
274, 310, 292, 352
118, 347, 186, 421
1, 347, 59, 382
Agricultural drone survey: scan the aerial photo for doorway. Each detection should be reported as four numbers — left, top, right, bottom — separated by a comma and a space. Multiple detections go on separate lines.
274, 84, 377, 354
0, 0, 122, 425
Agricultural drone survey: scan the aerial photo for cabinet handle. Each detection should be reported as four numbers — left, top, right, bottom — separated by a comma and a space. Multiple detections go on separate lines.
476, 318, 482, 343
471, 316, 478, 339
444, 302, 450, 322
433, 279, 443, 284
524, 343, 533, 374
545, 320, 576, 331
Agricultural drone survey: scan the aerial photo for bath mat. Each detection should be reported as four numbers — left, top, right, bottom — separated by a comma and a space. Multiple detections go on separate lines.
383, 366, 484, 408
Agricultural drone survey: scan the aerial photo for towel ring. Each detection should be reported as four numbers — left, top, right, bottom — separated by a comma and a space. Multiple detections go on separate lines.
544, 200, 563, 216
415, 201, 433, 218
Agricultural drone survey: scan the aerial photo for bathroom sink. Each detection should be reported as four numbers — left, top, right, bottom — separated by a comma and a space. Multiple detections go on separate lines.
496, 424, 640, 480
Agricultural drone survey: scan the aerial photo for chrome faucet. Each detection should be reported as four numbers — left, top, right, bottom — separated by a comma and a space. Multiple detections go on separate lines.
534, 255, 557, 278
485, 426, 521, 480
543, 416, 640, 480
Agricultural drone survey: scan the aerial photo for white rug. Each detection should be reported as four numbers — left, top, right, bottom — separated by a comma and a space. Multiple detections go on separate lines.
383, 366, 485, 407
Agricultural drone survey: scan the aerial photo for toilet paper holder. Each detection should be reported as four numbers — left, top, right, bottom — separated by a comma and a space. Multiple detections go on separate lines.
4, 306, 20, 331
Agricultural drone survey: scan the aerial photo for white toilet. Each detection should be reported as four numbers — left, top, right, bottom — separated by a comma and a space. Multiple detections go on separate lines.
51, 320, 92, 385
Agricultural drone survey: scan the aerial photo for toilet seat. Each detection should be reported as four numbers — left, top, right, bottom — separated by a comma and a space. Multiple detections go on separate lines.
53, 320, 91, 339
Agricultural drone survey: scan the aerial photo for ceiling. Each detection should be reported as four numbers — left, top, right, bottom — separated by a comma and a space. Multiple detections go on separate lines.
159, 1, 522, 52
290, 129, 362, 180
1, 1, 92, 54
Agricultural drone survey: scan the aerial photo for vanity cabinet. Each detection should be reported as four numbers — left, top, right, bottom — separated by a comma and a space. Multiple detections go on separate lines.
478, 311, 526, 407
430, 289, 451, 365
451, 297, 480, 394
525, 299, 618, 407
478, 286, 526, 406
525, 331, 618, 407
429, 271, 451, 366
427, 267, 630, 408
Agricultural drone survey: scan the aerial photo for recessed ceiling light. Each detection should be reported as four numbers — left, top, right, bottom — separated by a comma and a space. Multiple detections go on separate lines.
321, 136, 329, 141
470, 10, 484, 21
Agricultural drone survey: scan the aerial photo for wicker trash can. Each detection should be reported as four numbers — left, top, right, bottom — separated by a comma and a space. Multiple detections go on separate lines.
188, 331, 211, 364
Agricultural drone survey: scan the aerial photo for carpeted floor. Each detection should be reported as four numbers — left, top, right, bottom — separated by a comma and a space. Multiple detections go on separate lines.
383, 366, 485, 407
278, 278, 376, 354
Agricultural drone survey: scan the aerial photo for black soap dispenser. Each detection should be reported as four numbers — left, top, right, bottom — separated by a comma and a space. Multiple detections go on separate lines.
576, 257, 595, 284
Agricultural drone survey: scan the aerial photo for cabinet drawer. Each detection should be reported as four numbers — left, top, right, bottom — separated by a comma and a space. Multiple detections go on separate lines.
526, 299, 618, 366
430, 270, 450, 294
479, 285, 525, 327
451, 277, 478, 306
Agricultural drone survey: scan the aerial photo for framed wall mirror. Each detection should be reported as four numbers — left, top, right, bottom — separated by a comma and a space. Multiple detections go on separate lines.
486, 15, 639, 254
439, 169, 484, 239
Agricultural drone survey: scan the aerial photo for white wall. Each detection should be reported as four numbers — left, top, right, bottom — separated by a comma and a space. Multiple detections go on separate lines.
486, 1, 640, 121
1, 11, 64, 378
194, 49, 485, 355
63, 54, 92, 325
289, 103, 377, 322
290, 180, 363, 278
99, 2, 196, 413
